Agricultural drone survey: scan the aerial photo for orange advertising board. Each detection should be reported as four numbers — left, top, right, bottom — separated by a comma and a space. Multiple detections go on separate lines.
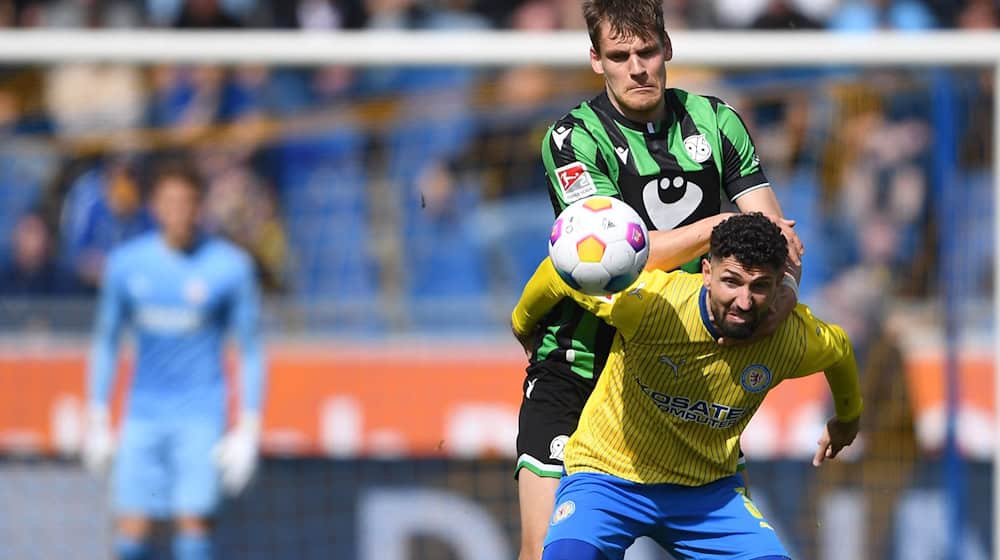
0, 344, 992, 458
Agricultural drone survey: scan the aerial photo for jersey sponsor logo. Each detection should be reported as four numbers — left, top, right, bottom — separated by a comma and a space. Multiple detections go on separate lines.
551, 500, 576, 525
551, 126, 571, 150
135, 305, 204, 333
549, 435, 569, 460
642, 176, 704, 231
635, 377, 747, 429
525, 377, 538, 399
555, 161, 596, 203
740, 364, 772, 393
614, 145, 629, 164
683, 134, 712, 163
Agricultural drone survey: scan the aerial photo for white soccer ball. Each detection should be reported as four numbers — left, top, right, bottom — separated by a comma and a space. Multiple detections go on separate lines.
548, 196, 650, 296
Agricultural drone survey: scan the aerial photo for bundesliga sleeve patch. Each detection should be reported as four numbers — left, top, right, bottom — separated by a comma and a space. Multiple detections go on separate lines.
554, 161, 596, 203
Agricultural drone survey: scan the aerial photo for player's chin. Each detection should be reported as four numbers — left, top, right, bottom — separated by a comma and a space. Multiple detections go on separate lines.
622, 91, 660, 110
719, 321, 755, 340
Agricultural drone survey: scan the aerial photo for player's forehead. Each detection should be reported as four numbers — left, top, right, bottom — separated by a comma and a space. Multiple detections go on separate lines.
714, 257, 779, 281
597, 20, 661, 54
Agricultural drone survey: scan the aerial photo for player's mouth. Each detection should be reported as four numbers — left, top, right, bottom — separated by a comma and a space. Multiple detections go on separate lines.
726, 311, 751, 324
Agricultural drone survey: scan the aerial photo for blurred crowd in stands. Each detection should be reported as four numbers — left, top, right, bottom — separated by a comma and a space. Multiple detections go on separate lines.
0, 0, 994, 31
0, 0, 994, 335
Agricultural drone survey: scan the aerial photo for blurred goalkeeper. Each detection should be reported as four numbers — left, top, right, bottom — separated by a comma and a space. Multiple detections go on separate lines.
82, 160, 266, 560
512, 213, 861, 560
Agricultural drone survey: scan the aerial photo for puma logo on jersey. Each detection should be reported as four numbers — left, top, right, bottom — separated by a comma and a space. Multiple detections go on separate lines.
627, 282, 645, 298
658, 355, 685, 377
526, 377, 538, 399
642, 176, 704, 231
614, 146, 629, 164
552, 126, 571, 150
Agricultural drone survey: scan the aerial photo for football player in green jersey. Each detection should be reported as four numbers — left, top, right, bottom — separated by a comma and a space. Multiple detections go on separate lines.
515, 2, 805, 558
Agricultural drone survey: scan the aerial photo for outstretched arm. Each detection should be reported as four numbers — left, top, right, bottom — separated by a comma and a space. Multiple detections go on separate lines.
790, 310, 863, 466
813, 341, 863, 466
645, 213, 733, 272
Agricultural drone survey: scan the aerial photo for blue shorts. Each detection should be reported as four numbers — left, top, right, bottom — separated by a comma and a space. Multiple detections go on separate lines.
543, 472, 790, 560
113, 416, 225, 518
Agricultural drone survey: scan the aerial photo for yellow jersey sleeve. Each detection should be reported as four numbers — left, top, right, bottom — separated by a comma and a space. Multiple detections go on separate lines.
510, 258, 647, 340
791, 305, 863, 422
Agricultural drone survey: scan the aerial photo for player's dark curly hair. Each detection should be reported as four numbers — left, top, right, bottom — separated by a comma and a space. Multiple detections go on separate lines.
583, 0, 666, 54
709, 213, 787, 272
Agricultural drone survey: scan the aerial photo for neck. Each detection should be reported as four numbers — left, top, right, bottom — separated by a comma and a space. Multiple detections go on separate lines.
163, 231, 195, 252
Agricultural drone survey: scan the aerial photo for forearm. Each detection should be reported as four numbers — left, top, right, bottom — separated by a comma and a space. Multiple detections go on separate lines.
511, 259, 565, 337
645, 213, 734, 272
88, 336, 121, 408
824, 351, 863, 422
239, 341, 266, 414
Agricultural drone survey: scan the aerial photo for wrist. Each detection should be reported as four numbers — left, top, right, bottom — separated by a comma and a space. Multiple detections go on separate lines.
237, 410, 262, 434
781, 274, 799, 300
835, 399, 863, 423
88, 403, 110, 423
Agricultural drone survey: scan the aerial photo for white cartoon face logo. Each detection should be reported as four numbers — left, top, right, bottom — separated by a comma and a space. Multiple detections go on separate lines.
549, 435, 570, 460
551, 500, 576, 525
642, 176, 704, 231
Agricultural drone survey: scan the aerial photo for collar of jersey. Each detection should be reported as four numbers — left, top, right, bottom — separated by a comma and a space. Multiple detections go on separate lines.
593, 91, 669, 134
698, 286, 722, 340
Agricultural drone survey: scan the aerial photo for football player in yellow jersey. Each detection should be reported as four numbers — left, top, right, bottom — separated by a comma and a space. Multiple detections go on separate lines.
511, 213, 861, 560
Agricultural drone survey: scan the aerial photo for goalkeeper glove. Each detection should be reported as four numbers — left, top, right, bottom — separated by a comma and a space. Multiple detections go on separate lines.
213, 411, 261, 496
81, 404, 114, 476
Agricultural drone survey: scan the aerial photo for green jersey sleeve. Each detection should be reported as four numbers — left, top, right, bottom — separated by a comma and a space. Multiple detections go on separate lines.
541, 119, 621, 212
713, 99, 770, 202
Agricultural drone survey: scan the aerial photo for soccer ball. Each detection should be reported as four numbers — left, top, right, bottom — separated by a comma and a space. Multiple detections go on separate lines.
548, 196, 650, 296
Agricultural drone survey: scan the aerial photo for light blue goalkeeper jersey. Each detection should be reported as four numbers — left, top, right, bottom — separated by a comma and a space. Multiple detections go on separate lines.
88, 232, 265, 420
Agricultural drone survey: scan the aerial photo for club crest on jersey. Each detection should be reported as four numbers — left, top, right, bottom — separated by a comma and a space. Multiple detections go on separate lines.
184, 278, 208, 305
549, 435, 570, 460
551, 500, 576, 525
683, 134, 712, 163
740, 364, 772, 393
554, 161, 596, 203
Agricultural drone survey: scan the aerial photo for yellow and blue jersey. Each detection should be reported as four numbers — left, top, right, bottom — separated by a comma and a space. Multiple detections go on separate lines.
512, 259, 861, 486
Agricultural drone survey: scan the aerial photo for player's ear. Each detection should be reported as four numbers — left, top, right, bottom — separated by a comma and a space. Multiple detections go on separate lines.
663, 31, 673, 62
590, 47, 604, 75
701, 258, 711, 288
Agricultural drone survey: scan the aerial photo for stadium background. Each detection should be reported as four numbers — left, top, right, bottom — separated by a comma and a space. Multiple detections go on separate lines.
0, 0, 995, 559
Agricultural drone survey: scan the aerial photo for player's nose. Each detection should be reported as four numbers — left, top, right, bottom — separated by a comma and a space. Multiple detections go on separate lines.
627, 55, 645, 76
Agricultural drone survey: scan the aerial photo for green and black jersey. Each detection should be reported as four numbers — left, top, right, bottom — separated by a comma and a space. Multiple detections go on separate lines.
536, 88, 770, 380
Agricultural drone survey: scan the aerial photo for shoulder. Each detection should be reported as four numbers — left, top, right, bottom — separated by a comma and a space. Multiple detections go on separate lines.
547, 98, 607, 138
785, 304, 848, 346
109, 232, 157, 262
638, 269, 702, 300
204, 237, 253, 269
669, 88, 739, 117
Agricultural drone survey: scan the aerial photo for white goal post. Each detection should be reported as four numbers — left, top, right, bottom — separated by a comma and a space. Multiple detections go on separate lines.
0, 28, 996, 557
